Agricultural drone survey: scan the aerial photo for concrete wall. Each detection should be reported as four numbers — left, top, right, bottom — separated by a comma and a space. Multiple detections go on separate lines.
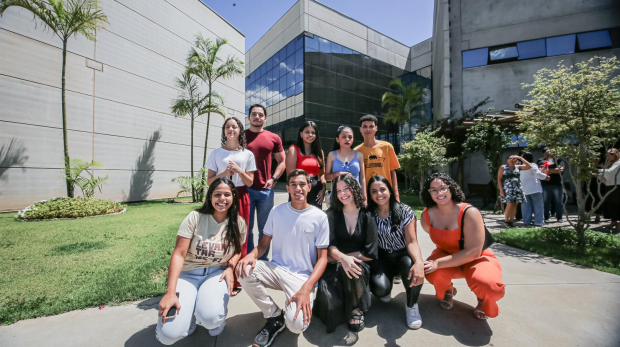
0, 0, 245, 211
431, 0, 450, 119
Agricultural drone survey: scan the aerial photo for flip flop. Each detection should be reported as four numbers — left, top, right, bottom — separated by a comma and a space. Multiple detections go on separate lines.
231, 287, 243, 297
348, 312, 365, 332
473, 307, 488, 320
439, 287, 457, 310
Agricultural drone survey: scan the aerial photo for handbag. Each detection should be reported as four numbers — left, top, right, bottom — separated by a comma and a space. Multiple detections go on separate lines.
458, 205, 494, 251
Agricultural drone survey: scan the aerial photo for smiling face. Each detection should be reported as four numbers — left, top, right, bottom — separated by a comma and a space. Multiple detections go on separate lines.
300, 126, 317, 145
336, 128, 354, 149
210, 183, 233, 213
428, 178, 451, 206
335, 180, 353, 206
360, 121, 377, 140
224, 119, 240, 141
248, 106, 266, 128
286, 175, 310, 202
370, 181, 390, 206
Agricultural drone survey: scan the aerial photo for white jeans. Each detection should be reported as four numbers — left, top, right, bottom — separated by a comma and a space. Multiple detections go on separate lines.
240, 260, 315, 334
155, 266, 228, 345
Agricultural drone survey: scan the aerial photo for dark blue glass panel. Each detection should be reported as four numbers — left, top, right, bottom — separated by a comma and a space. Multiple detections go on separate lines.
295, 36, 303, 51
278, 60, 287, 79
260, 75, 266, 90
319, 37, 330, 53
546, 34, 576, 56
342, 46, 352, 54
281, 86, 289, 99
489, 46, 518, 61
462, 48, 488, 68
286, 86, 294, 99
266, 97, 272, 107
295, 48, 303, 68
578, 30, 612, 50
517, 39, 546, 60
260, 87, 267, 103
266, 56, 273, 71
295, 67, 303, 84
286, 55, 294, 72
279, 48, 287, 64
286, 71, 295, 89
286, 40, 296, 58
295, 81, 303, 94
331, 42, 343, 54
279, 78, 286, 93
305, 35, 318, 51
351, 50, 360, 54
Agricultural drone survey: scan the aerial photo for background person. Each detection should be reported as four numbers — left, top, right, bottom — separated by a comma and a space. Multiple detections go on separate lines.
537, 147, 566, 223
519, 152, 548, 227
325, 125, 366, 205
498, 155, 526, 227
420, 173, 505, 320
314, 175, 378, 332
599, 148, 620, 230
286, 121, 326, 209
156, 178, 246, 344
245, 104, 286, 261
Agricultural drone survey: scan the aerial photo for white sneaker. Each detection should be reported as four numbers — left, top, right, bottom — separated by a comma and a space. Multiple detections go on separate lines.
406, 304, 422, 330
379, 294, 391, 303
208, 321, 226, 337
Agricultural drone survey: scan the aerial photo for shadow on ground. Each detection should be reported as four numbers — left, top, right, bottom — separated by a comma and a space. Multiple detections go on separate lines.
491, 243, 589, 270
125, 324, 216, 347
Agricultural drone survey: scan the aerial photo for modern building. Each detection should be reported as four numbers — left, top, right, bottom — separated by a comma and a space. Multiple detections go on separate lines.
0, 0, 245, 211
246, 0, 620, 189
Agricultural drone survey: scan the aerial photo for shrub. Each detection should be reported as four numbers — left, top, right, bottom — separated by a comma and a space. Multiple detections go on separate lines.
15, 198, 126, 220
535, 227, 616, 248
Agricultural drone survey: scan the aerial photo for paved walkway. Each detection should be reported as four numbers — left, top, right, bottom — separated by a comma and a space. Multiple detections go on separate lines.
1, 192, 619, 347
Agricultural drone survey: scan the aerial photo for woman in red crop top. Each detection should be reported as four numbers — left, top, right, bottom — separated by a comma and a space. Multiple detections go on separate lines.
285, 121, 326, 209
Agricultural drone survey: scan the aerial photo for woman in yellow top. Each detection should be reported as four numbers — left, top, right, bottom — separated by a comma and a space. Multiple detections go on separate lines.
156, 177, 246, 344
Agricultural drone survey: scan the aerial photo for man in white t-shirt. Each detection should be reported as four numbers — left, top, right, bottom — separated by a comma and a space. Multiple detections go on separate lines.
236, 169, 329, 347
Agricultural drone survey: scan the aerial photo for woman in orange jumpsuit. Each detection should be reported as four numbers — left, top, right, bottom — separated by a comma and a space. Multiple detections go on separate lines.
420, 173, 505, 319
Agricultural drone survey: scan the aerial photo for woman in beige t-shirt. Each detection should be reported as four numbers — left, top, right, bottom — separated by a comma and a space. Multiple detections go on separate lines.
156, 177, 247, 344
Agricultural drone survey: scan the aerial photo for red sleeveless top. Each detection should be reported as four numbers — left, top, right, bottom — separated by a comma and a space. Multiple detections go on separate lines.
291, 145, 320, 176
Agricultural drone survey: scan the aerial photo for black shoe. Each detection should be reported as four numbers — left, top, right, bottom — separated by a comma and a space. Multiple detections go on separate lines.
253, 310, 285, 347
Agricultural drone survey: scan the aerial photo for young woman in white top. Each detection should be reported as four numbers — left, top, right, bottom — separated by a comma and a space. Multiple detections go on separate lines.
156, 178, 246, 344
518, 152, 549, 227
206, 116, 256, 295
325, 125, 367, 205
599, 148, 620, 230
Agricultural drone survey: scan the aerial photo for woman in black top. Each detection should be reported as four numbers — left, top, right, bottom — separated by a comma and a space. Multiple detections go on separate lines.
314, 174, 378, 333
367, 175, 425, 330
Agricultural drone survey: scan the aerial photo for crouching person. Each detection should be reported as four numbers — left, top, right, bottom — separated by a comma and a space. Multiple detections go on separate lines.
236, 169, 329, 347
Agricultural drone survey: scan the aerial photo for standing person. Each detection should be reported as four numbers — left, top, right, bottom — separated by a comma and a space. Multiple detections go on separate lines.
314, 175, 378, 333
367, 176, 425, 329
355, 115, 401, 202
206, 116, 256, 296
236, 169, 329, 347
537, 147, 566, 223
325, 125, 367, 205
245, 104, 287, 260
420, 173, 505, 320
519, 152, 548, 227
286, 121, 327, 209
498, 155, 526, 227
599, 148, 620, 230
156, 178, 246, 344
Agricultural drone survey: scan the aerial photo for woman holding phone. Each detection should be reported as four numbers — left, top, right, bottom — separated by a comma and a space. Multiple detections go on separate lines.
156, 178, 246, 344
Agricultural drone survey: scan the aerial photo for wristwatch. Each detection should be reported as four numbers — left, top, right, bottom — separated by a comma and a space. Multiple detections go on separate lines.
272, 175, 278, 181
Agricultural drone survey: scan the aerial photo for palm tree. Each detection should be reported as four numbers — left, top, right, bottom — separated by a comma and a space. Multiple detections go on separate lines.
171, 67, 225, 202
187, 34, 244, 179
0, 0, 108, 198
381, 78, 427, 149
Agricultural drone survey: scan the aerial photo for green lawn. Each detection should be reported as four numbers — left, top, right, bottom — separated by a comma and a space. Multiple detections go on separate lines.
494, 227, 620, 276
0, 200, 201, 324
399, 194, 424, 216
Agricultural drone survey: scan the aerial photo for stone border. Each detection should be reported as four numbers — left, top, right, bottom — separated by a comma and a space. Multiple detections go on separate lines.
16, 208, 127, 222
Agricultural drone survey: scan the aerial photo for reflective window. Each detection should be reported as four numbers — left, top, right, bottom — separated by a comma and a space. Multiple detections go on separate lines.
305, 35, 318, 51
578, 30, 612, 50
342, 46, 352, 55
319, 38, 330, 53
295, 48, 303, 68
295, 81, 303, 95
295, 36, 303, 51
286, 71, 295, 89
331, 42, 343, 54
462, 48, 489, 68
286, 40, 296, 58
517, 39, 546, 60
266, 56, 273, 71
279, 48, 287, 63
295, 67, 303, 84
546, 34, 576, 56
286, 55, 295, 72
490, 46, 518, 61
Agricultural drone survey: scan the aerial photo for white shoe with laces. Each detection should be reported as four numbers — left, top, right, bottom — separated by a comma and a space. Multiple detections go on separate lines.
406, 304, 422, 330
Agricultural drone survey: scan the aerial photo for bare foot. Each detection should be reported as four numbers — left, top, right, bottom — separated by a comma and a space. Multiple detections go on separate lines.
473, 299, 487, 320
439, 287, 457, 310
349, 309, 363, 325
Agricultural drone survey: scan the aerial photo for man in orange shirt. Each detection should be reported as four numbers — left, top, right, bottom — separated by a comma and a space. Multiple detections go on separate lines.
354, 115, 401, 202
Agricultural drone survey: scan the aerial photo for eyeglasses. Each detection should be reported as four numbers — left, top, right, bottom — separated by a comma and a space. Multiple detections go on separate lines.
428, 186, 449, 195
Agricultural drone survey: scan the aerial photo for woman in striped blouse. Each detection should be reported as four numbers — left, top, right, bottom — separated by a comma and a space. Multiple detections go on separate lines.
367, 175, 425, 330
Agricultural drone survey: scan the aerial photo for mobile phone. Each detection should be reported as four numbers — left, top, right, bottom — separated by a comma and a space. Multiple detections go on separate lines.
165, 292, 180, 319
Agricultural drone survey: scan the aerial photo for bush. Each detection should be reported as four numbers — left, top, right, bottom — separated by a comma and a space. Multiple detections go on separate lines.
15, 198, 126, 220
535, 227, 615, 248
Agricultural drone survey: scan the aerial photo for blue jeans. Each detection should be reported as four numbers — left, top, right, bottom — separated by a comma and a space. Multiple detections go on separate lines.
543, 184, 564, 220
523, 192, 545, 226
247, 187, 273, 260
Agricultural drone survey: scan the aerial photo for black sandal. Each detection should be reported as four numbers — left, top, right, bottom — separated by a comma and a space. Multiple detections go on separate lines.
348, 312, 365, 332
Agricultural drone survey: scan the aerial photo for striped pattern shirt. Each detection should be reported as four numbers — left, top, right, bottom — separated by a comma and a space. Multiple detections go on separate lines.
374, 204, 416, 252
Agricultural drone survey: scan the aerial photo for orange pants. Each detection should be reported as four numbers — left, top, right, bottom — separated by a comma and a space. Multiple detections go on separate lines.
425, 248, 505, 318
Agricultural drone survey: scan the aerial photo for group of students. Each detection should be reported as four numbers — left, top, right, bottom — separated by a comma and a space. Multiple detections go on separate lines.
155, 105, 506, 346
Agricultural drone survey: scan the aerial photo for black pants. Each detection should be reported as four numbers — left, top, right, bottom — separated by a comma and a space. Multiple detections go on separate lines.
370, 249, 422, 308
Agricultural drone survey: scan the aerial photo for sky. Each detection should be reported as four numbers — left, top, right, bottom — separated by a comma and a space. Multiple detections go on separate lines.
201, 0, 435, 51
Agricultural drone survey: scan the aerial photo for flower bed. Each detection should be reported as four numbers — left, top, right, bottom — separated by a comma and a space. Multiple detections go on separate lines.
16, 197, 126, 221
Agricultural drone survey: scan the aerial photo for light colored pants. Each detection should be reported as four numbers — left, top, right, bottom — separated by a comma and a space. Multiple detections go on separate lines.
240, 260, 315, 334
523, 192, 545, 226
155, 266, 229, 345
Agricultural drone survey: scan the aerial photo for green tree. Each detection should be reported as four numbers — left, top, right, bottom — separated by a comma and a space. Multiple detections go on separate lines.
398, 128, 453, 200
65, 158, 108, 198
382, 78, 427, 147
0, 0, 108, 198
187, 34, 244, 186
519, 56, 620, 244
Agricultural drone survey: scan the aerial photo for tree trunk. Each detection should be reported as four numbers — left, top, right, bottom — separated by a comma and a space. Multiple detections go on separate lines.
61, 39, 73, 198
191, 116, 196, 202
200, 91, 213, 202
457, 156, 464, 188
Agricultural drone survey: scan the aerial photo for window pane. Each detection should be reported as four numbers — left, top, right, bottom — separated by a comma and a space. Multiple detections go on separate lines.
286, 40, 296, 57
261, 87, 267, 103
266, 56, 273, 71
489, 46, 518, 61
331, 42, 343, 54
278, 60, 287, 79
295, 67, 303, 84
319, 38, 330, 53
266, 97, 272, 107
578, 30, 612, 50
295, 48, 303, 68
305, 35, 319, 51
287, 71, 295, 89
342, 46, 352, 54
295, 36, 303, 51
517, 39, 546, 60
546, 34, 576, 57
286, 55, 294, 72
462, 48, 488, 68
286, 86, 294, 99
279, 48, 287, 63
296, 81, 303, 94
279, 78, 286, 93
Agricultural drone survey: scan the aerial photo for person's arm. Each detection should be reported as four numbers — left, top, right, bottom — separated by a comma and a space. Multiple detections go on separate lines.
285, 146, 297, 175
324, 152, 337, 181
286, 247, 328, 326
514, 155, 532, 170
497, 166, 505, 198
358, 152, 367, 204
419, 209, 430, 234
389, 144, 401, 202
391, 170, 400, 202
235, 234, 272, 278
220, 220, 247, 294
403, 214, 424, 287
316, 151, 327, 204
531, 165, 548, 180
227, 161, 255, 187
159, 235, 191, 323
264, 150, 286, 189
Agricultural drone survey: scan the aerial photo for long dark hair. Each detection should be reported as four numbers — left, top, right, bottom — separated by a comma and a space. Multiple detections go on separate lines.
367, 175, 403, 232
195, 177, 242, 255
221, 117, 247, 149
331, 174, 364, 211
295, 121, 324, 168
421, 172, 466, 208
332, 125, 354, 151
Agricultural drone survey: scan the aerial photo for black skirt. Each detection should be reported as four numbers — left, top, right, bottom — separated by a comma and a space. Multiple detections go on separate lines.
602, 185, 620, 221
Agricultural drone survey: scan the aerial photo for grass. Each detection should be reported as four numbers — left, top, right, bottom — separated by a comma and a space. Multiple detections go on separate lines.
399, 194, 424, 216
0, 199, 202, 325
494, 227, 620, 276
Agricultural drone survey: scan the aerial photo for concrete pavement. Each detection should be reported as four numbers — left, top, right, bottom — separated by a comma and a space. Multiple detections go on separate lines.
1, 192, 619, 346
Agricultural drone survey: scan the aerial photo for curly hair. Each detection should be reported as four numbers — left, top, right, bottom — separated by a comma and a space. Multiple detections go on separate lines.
330, 174, 364, 210
221, 117, 247, 149
195, 177, 242, 255
421, 172, 466, 208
